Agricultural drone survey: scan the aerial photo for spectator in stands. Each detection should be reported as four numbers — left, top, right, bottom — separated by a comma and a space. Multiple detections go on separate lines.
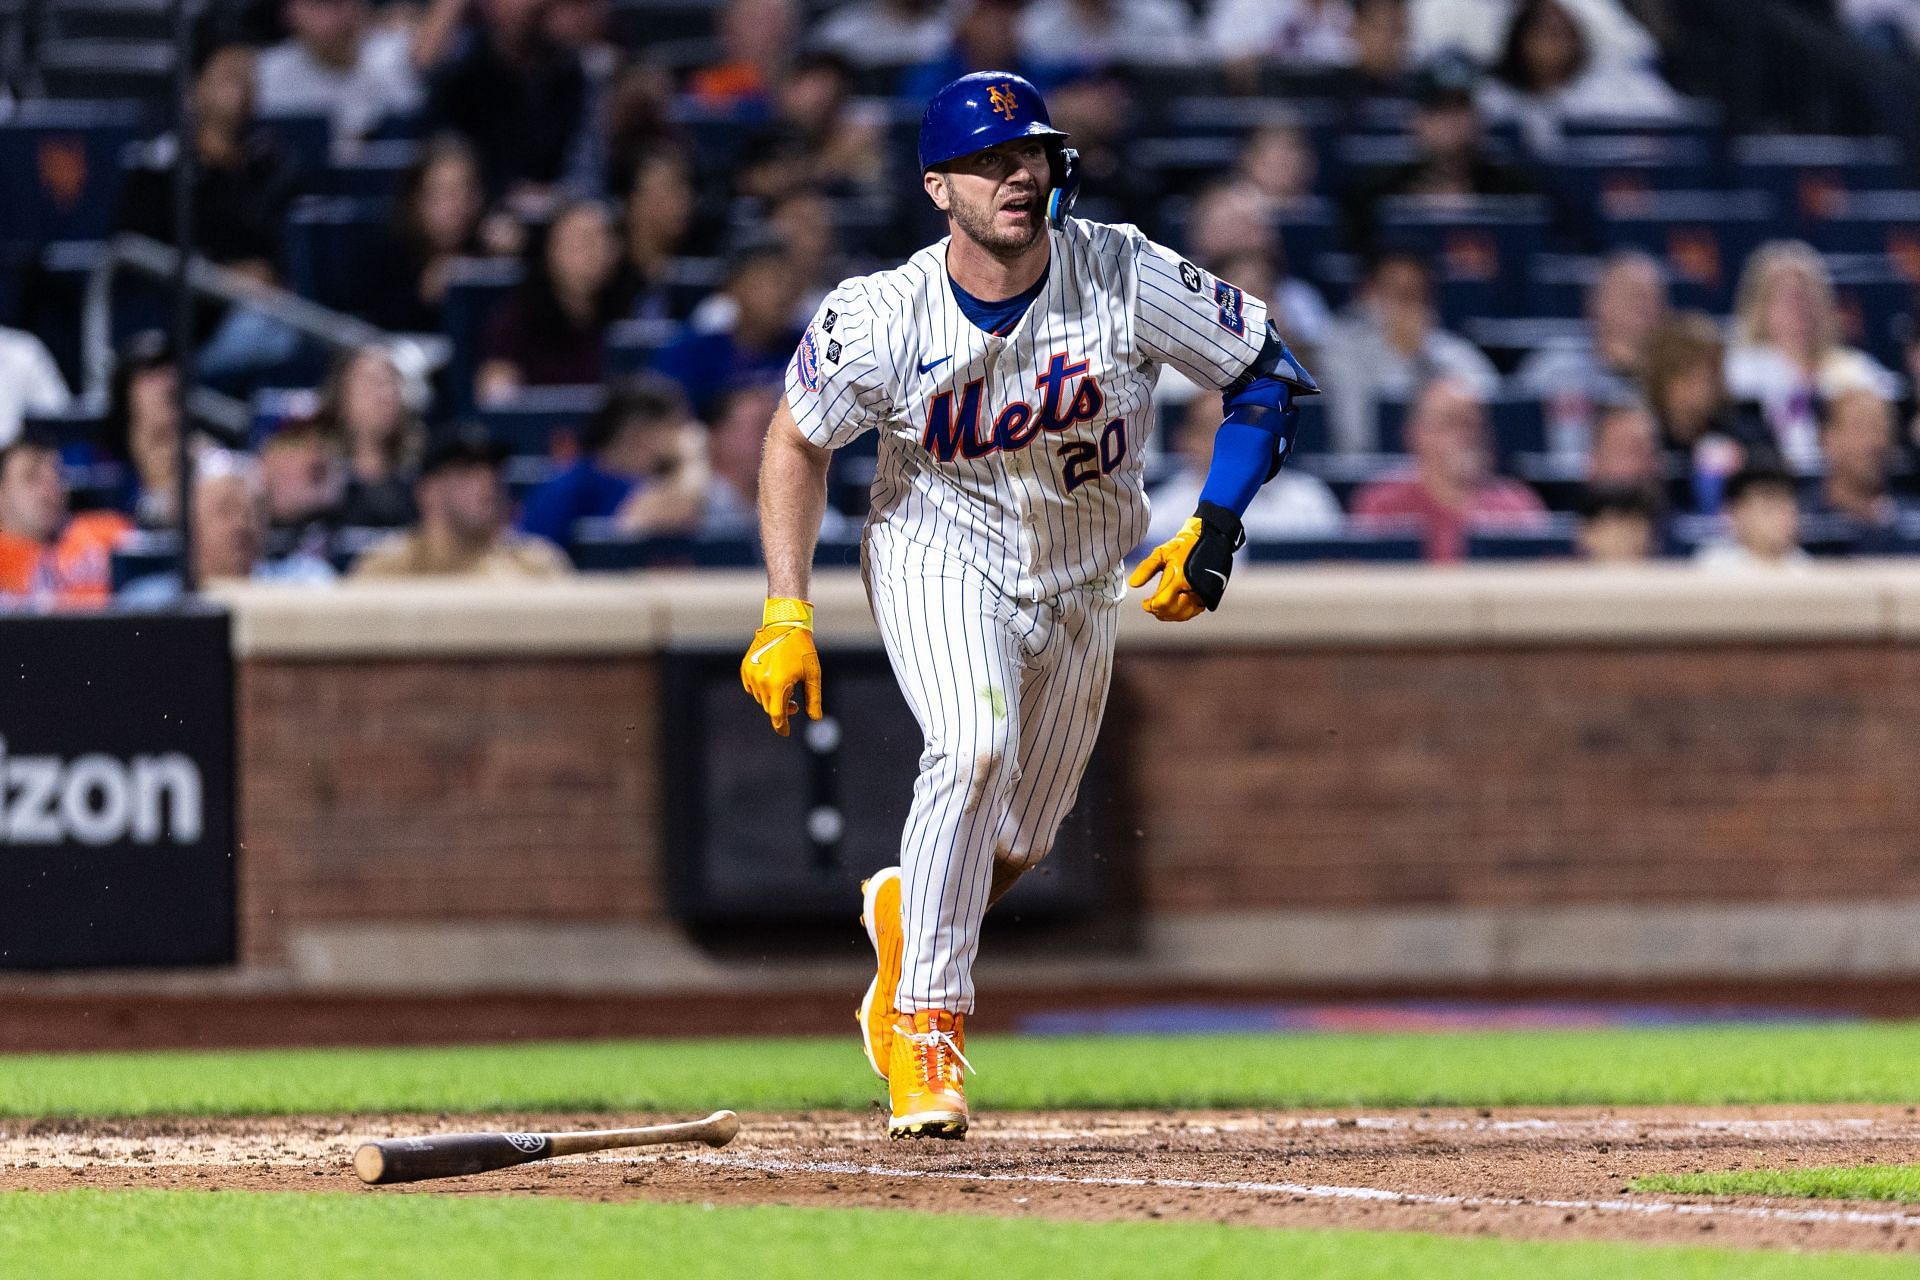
519, 376, 709, 548
1341, 54, 1534, 253
254, 0, 426, 151
477, 199, 628, 403
1210, 245, 1332, 362
120, 42, 298, 275
1694, 460, 1809, 569
1409, 0, 1660, 69
1585, 401, 1665, 515
766, 186, 845, 320
1351, 377, 1548, 561
1809, 388, 1911, 551
1207, 0, 1353, 83
118, 452, 338, 603
623, 149, 698, 320
1327, 0, 1417, 105
1641, 311, 1771, 515
735, 53, 888, 201
1016, 0, 1202, 72
0, 326, 72, 449
1044, 72, 1143, 223
119, 42, 302, 384
1477, 0, 1682, 155
259, 418, 346, 559
309, 346, 424, 529
1726, 240, 1896, 471
704, 380, 772, 535
651, 239, 804, 419
1146, 392, 1344, 546
687, 0, 797, 109
900, 0, 1028, 101
1576, 484, 1657, 563
1188, 180, 1279, 267
423, 0, 589, 202
0, 432, 130, 605
1316, 248, 1501, 454
602, 61, 681, 197
357, 135, 520, 334
815, 0, 954, 68
105, 333, 190, 529
1234, 124, 1318, 204
1514, 250, 1668, 455
353, 429, 571, 577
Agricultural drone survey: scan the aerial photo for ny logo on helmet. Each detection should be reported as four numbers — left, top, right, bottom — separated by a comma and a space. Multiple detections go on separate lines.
988, 83, 1019, 121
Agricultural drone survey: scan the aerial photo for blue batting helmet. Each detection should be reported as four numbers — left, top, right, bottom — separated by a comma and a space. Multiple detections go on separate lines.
918, 72, 1080, 226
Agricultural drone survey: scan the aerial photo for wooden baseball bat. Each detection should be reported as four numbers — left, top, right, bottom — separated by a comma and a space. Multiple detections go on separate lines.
353, 1109, 740, 1185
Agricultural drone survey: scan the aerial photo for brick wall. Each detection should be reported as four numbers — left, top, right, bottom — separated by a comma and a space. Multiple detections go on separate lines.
237, 641, 1920, 964
1126, 645, 1920, 915
239, 658, 662, 964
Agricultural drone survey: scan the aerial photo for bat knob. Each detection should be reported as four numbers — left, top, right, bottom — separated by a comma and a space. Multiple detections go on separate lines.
703, 1110, 741, 1146
353, 1144, 386, 1184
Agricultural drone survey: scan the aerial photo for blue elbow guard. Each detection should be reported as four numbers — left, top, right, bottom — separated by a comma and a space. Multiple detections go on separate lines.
1218, 323, 1318, 481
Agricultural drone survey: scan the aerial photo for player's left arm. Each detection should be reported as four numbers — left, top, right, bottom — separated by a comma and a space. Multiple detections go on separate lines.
1126, 241, 1320, 621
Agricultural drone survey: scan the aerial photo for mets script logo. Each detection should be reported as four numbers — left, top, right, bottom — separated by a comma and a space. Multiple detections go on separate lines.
988, 83, 1019, 121
503, 1134, 546, 1155
921, 351, 1104, 463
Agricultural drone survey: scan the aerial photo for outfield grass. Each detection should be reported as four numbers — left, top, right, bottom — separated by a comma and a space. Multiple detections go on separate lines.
2, 1021, 1919, 1117
0, 1191, 1914, 1280
1636, 1164, 1920, 1204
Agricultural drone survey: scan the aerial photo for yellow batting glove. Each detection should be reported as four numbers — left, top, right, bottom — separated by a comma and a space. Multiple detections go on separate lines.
1127, 517, 1208, 622
741, 597, 823, 736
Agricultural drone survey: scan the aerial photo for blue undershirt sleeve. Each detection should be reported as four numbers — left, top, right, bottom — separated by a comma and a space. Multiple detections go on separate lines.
1196, 421, 1278, 515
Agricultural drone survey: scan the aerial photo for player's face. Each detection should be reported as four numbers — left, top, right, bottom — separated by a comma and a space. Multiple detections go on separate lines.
928, 139, 1051, 258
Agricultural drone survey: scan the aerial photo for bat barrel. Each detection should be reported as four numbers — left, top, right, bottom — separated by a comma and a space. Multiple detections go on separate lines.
354, 1132, 553, 1185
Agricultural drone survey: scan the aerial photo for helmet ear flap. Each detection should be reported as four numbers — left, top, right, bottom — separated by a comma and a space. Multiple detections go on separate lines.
1047, 146, 1081, 229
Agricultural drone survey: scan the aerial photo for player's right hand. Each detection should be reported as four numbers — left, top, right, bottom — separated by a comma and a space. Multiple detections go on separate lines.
741, 597, 824, 736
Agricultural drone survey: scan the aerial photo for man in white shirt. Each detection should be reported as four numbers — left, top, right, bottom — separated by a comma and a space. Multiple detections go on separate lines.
814, 0, 954, 67
255, 0, 425, 149
1146, 392, 1342, 545
0, 327, 73, 449
1315, 249, 1500, 454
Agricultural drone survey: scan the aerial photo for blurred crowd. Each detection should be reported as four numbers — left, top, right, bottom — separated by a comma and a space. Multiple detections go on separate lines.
4, 0, 1920, 606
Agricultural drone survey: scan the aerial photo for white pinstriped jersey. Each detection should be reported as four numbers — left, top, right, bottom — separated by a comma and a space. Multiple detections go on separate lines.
785, 217, 1271, 602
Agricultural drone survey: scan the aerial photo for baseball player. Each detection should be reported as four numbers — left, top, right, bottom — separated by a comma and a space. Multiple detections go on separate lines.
741, 72, 1318, 1138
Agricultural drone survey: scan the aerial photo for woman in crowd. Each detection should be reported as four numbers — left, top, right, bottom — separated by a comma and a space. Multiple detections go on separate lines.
1641, 310, 1773, 514
359, 136, 521, 334
623, 148, 698, 321
105, 332, 190, 529
309, 346, 426, 528
1726, 240, 1895, 470
476, 198, 630, 402
1477, 0, 1680, 154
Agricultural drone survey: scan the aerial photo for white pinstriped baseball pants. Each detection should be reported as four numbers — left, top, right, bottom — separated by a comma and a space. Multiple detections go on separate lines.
864, 543, 1120, 1014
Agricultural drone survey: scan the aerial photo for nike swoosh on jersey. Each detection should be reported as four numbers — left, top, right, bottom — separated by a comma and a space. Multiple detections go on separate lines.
918, 356, 952, 374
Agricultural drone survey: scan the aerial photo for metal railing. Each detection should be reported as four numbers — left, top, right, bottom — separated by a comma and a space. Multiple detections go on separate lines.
81, 232, 447, 430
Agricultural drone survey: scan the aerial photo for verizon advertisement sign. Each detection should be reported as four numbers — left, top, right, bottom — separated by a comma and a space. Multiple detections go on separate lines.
0, 609, 234, 968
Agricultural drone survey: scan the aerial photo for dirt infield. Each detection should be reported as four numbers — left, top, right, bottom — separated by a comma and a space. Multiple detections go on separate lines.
7, 1106, 1920, 1253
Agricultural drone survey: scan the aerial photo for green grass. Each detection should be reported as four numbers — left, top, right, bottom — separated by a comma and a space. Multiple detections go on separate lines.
1636, 1163, 1920, 1204
3, 1021, 1919, 1117
0, 1191, 1913, 1280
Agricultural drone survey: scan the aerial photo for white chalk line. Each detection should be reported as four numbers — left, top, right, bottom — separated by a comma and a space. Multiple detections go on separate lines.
675, 1151, 1920, 1232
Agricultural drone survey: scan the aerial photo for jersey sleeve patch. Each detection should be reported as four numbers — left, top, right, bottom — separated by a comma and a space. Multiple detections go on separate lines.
796, 328, 823, 393
1214, 280, 1246, 336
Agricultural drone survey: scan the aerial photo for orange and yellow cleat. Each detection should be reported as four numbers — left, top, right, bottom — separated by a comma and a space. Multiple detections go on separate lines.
887, 1009, 971, 1140
856, 867, 904, 1080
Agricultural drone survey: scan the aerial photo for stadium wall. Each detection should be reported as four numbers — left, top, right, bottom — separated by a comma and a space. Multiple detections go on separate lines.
214, 567, 1920, 994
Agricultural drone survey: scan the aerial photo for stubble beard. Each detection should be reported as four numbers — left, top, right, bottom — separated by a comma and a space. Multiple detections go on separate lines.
949, 191, 1045, 260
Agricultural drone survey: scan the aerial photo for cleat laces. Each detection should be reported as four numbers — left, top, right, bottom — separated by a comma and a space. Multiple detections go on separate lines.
905, 1024, 975, 1090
